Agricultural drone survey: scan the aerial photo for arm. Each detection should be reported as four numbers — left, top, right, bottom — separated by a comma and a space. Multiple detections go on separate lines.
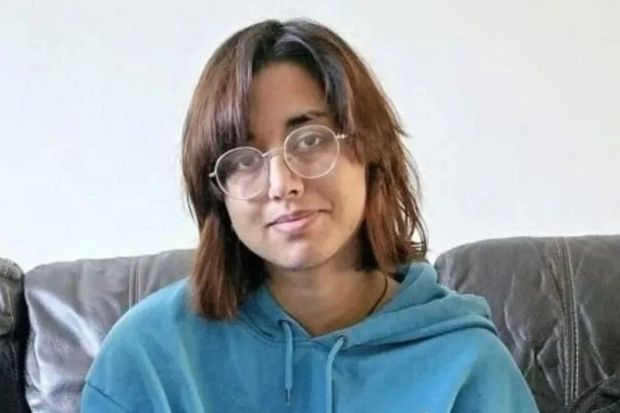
453, 330, 539, 412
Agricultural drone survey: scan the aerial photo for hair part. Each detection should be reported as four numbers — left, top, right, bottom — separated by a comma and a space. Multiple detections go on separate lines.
182, 18, 427, 320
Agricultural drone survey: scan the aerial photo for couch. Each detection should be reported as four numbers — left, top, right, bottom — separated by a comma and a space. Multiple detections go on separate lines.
1, 235, 619, 412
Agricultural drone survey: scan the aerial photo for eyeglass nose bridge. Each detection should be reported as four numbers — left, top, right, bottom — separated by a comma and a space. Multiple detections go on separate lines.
261, 146, 301, 185
262, 146, 286, 161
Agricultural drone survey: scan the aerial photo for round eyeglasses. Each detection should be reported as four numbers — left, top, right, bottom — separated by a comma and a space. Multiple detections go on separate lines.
209, 124, 348, 200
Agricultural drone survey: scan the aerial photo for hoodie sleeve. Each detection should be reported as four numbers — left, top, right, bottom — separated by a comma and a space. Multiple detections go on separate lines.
452, 329, 539, 412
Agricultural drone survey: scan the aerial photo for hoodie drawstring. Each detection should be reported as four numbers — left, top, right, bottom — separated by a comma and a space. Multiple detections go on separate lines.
279, 321, 347, 413
280, 321, 294, 405
325, 335, 346, 413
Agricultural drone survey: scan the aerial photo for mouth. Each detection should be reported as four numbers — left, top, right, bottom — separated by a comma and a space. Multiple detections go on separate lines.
268, 210, 321, 234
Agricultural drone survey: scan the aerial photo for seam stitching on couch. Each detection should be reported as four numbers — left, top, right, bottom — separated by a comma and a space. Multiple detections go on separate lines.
562, 238, 579, 402
554, 238, 571, 406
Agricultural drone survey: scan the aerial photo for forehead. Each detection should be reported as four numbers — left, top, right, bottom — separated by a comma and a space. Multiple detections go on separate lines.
248, 62, 333, 142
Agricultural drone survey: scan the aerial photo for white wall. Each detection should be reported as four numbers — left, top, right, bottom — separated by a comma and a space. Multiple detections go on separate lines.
1, 1, 618, 271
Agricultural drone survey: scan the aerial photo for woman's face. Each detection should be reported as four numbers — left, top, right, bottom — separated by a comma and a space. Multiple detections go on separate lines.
224, 62, 367, 274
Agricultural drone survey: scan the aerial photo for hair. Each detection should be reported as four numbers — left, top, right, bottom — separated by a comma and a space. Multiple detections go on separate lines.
182, 18, 427, 320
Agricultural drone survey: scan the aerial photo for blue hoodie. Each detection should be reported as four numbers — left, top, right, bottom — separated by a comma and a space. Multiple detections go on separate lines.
81, 262, 539, 412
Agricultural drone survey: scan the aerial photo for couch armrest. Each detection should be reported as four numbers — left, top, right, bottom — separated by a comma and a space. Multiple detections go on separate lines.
1, 258, 31, 413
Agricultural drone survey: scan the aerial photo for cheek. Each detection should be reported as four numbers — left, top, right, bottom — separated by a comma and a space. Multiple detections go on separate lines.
347, 187, 367, 230
225, 201, 261, 238
330, 164, 367, 227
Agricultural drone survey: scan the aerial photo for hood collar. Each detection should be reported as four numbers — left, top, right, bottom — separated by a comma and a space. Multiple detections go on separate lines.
239, 261, 495, 349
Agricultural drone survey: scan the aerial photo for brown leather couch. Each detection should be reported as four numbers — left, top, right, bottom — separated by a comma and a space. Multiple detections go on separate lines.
1, 235, 619, 412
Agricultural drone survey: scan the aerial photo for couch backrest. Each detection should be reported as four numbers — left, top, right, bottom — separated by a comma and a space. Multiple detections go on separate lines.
435, 235, 620, 412
7, 235, 620, 413
23, 249, 194, 413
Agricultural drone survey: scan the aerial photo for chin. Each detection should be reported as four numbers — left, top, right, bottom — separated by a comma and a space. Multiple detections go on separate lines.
271, 256, 323, 272
266, 247, 330, 272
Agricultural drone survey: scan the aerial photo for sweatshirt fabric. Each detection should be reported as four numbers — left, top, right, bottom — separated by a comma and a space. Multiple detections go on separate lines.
81, 262, 539, 412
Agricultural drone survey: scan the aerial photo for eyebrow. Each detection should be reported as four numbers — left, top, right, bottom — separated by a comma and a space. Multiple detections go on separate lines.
247, 110, 330, 141
285, 110, 330, 129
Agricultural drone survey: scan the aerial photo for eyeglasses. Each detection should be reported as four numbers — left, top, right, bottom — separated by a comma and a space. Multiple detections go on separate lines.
209, 124, 348, 200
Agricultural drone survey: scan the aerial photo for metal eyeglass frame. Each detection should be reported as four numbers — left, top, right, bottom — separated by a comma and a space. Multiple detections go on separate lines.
208, 124, 349, 200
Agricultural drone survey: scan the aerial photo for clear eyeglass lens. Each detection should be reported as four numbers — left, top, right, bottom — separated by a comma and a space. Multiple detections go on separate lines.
216, 148, 267, 199
216, 126, 340, 199
285, 127, 338, 178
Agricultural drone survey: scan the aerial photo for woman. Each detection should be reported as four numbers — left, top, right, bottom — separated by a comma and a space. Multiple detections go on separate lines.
81, 19, 538, 412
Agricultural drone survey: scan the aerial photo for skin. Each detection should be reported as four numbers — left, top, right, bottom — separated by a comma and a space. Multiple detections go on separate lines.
224, 62, 398, 336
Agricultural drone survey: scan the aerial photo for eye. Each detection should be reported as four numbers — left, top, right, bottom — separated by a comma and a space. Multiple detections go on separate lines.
220, 149, 262, 175
236, 153, 261, 170
292, 133, 327, 152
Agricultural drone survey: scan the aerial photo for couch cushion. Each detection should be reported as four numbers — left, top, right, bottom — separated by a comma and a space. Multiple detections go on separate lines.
24, 249, 193, 413
0, 258, 30, 413
568, 368, 620, 413
434, 235, 620, 413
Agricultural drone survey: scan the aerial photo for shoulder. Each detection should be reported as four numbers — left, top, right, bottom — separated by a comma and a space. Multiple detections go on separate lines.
449, 328, 539, 411
453, 326, 514, 365
108, 277, 190, 338
86, 277, 192, 380
82, 278, 194, 411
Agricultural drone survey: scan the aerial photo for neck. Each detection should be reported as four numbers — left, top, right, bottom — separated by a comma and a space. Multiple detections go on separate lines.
265, 259, 388, 337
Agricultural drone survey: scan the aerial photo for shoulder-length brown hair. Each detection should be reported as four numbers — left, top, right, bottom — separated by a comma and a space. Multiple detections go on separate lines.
182, 18, 427, 320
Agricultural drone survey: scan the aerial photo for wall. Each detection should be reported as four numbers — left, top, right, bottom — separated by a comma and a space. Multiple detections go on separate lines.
1, 1, 618, 270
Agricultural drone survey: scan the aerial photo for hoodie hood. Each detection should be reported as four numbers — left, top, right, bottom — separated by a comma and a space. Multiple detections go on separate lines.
241, 261, 495, 347
239, 261, 496, 412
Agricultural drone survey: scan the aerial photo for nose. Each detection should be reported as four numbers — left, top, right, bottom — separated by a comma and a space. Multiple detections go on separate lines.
267, 153, 304, 200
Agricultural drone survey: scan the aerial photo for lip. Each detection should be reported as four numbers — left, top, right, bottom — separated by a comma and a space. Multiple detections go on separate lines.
269, 210, 317, 225
268, 210, 321, 234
